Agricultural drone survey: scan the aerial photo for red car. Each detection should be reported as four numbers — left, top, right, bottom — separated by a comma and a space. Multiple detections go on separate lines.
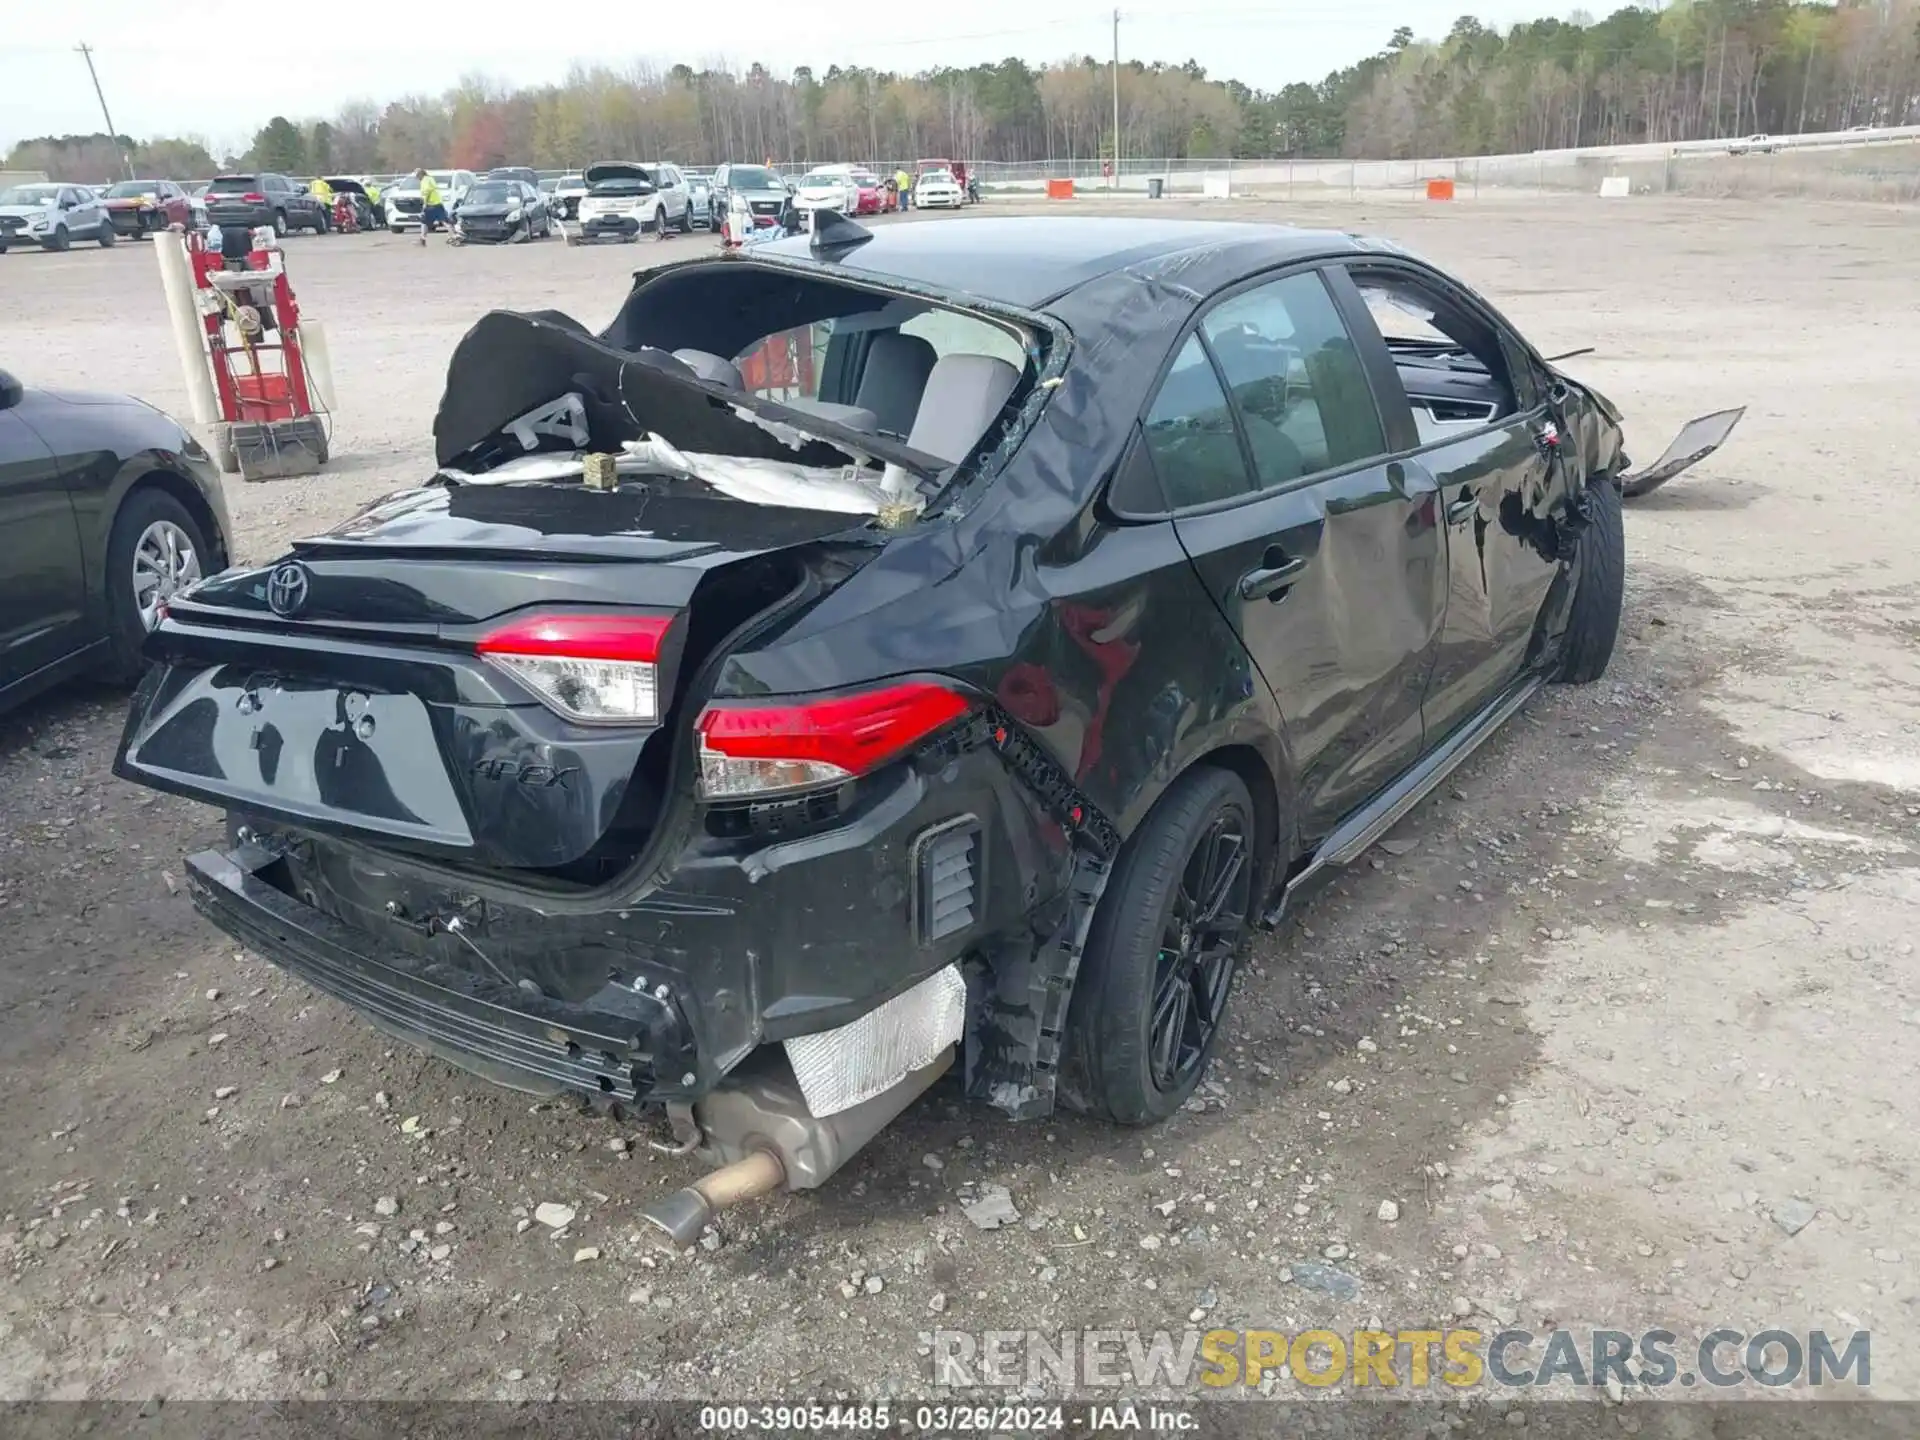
849, 170, 894, 215
101, 179, 192, 237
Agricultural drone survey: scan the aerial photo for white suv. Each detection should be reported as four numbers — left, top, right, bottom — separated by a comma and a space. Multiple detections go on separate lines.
573, 162, 693, 241
383, 169, 477, 231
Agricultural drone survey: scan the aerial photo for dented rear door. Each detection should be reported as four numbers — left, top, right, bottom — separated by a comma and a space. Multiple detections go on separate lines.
1159, 267, 1447, 848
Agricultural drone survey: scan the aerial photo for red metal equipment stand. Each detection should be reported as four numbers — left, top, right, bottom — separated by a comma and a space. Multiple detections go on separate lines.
187, 228, 329, 479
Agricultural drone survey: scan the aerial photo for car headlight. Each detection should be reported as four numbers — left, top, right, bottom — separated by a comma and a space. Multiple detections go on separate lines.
506, 206, 521, 221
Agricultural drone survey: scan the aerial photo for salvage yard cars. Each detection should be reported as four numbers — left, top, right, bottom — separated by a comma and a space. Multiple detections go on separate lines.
793, 165, 863, 220
0, 183, 115, 251
385, 169, 477, 232
575, 162, 693, 241
453, 179, 553, 243
118, 215, 1742, 1244
912, 169, 965, 209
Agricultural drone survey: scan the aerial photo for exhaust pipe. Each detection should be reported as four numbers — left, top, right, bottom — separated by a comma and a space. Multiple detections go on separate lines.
639, 1148, 785, 1248
638, 1048, 953, 1249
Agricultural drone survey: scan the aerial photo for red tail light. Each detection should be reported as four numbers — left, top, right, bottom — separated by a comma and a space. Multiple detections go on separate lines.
696, 681, 971, 799
476, 613, 675, 725
240, 192, 265, 203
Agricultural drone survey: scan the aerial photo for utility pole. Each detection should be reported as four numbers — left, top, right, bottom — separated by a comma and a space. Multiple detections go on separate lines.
1111, 8, 1121, 191
1797, 41, 1816, 136
75, 43, 135, 179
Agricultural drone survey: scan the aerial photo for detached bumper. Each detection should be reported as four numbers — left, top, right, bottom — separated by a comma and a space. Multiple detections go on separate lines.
187, 845, 699, 1104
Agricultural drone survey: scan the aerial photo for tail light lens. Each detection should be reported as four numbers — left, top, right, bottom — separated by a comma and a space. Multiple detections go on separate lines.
240, 192, 266, 203
696, 681, 971, 799
476, 613, 675, 725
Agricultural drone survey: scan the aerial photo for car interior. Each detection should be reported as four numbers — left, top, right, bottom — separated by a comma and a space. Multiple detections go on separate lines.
652, 292, 1033, 467
564, 263, 1046, 499
1351, 270, 1522, 443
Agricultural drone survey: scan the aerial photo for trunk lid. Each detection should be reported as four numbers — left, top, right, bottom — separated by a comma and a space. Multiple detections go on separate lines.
114, 479, 864, 873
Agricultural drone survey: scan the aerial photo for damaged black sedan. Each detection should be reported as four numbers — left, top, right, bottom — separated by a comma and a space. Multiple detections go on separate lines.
116, 215, 1738, 1242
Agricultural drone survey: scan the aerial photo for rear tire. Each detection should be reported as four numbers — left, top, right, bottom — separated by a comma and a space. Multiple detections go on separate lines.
1060, 766, 1258, 1125
46, 225, 70, 252
272, 210, 288, 237
103, 488, 211, 682
1556, 477, 1626, 684
97, 223, 116, 247
313, 209, 330, 234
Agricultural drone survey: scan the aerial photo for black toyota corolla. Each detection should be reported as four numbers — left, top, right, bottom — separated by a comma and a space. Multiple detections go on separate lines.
116, 215, 1738, 1240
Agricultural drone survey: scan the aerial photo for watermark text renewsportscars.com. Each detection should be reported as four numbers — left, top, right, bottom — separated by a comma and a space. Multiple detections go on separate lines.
926, 1328, 1870, 1391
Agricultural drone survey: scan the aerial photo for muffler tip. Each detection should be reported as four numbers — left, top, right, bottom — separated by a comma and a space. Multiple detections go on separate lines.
639, 1148, 787, 1249
639, 1187, 715, 1250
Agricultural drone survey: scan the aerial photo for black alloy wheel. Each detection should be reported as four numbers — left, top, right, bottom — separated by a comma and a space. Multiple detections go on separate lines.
1147, 808, 1252, 1092
1060, 765, 1259, 1124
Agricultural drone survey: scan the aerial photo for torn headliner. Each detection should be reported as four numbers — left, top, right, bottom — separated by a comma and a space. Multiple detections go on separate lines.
431, 309, 950, 477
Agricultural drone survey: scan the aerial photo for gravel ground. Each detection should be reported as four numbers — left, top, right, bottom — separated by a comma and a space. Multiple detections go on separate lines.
1, 196, 1918, 1411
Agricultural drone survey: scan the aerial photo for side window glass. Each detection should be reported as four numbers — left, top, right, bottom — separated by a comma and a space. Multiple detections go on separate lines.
1141, 336, 1254, 510
1201, 271, 1385, 487
1354, 271, 1521, 434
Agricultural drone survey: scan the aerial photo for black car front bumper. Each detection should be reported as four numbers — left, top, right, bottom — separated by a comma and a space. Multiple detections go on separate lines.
456, 215, 523, 243
188, 845, 698, 1103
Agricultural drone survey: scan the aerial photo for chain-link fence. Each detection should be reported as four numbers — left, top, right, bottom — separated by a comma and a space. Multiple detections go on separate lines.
526, 133, 1920, 205
945, 132, 1920, 205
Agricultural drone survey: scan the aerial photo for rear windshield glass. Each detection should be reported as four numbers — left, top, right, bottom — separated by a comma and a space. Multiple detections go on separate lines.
210, 176, 257, 190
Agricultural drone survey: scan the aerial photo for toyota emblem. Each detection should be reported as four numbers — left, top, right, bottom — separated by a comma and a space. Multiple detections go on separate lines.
265, 561, 311, 618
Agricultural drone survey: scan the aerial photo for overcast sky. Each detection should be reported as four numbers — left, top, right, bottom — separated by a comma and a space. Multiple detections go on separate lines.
8, 0, 1541, 155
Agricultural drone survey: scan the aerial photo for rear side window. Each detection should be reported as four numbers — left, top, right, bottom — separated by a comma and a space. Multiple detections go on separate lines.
1200, 270, 1386, 488
1140, 336, 1254, 510
898, 309, 1027, 373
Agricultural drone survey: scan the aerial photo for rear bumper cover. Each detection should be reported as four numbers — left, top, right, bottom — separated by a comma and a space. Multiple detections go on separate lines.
188, 844, 699, 1104
192, 742, 1072, 1108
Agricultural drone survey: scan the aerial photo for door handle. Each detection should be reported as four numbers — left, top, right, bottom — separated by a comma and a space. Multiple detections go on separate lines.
1446, 495, 1479, 525
1238, 550, 1308, 602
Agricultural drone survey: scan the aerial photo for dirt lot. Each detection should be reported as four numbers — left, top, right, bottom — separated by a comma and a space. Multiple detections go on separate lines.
2, 195, 1918, 1413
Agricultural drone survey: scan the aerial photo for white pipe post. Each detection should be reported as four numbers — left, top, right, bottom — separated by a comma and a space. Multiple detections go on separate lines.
154, 230, 218, 425
301, 319, 338, 413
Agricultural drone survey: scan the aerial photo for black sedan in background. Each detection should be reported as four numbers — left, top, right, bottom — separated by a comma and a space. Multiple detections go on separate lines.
0, 366, 231, 714
453, 180, 553, 243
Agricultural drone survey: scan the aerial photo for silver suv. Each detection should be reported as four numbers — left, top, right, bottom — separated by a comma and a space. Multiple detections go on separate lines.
0, 183, 114, 253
